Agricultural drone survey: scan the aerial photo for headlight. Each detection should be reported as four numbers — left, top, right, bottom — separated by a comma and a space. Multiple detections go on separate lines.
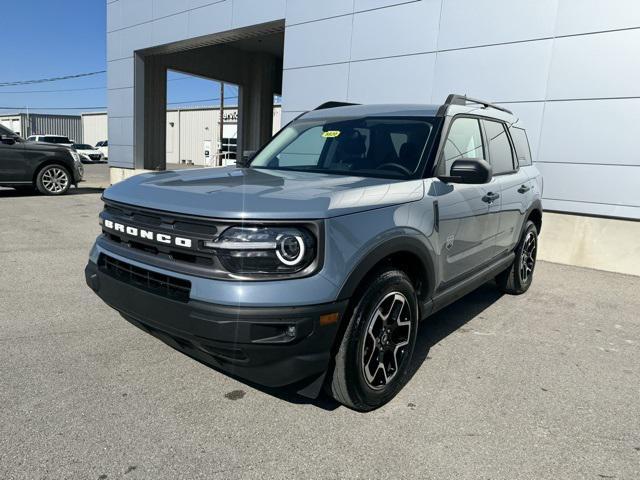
71, 151, 81, 163
207, 226, 316, 275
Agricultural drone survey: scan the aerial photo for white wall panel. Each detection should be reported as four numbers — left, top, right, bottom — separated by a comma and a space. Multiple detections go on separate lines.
108, 88, 134, 118
351, 0, 440, 61
153, 0, 190, 19
438, 0, 558, 50
538, 99, 640, 166
108, 145, 135, 167
107, 58, 134, 90
284, 16, 353, 68
188, 1, 233, 38
432, 40, 553, 103
231, 0, 286, 28
499, 101, 545, 162
537, 162, 640, 207
152, 11, 190, 46
282, 64, 350, 111
109, 0, 153, 32
348, 54, 436, 104
547, 29, 640, 100
555, 0, 640, 36
354, 0, 416, 12
108, 22, 154, 61
286, 0, 353, 25
108, 116, 134, 146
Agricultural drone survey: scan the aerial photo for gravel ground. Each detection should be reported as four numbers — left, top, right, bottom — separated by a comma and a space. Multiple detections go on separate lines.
1, 188, 639, 480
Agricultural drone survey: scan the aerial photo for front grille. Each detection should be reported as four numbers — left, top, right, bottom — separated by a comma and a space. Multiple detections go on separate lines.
89, 154, 101, 160
101, 201, 225, 267
98, 254, 191, 302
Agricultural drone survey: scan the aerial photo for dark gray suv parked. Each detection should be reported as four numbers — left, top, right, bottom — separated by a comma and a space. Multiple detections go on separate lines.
0, 124, 84, 195
85, 95, 543, 411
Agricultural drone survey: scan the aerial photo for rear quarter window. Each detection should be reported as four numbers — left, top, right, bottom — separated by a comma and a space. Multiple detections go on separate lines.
510, 127, 532, 166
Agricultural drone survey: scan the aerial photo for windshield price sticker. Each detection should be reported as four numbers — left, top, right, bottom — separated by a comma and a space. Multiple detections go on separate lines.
322, 130, 341, 138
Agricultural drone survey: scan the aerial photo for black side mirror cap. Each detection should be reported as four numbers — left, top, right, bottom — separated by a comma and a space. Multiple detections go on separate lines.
438, 158, 492, 184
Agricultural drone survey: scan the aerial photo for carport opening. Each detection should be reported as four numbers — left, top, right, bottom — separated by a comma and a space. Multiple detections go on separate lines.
165, 69, 240, 167
136, 25, 284, 171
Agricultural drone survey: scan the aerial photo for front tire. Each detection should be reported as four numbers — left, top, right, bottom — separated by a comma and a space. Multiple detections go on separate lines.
496, 220, 538, 295
36, 164, 71, 195
327, 268, 418, 411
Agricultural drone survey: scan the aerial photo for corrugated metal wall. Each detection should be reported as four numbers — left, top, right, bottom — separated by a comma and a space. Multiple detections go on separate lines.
26, 114, 82, 142
82, 113, 108, 146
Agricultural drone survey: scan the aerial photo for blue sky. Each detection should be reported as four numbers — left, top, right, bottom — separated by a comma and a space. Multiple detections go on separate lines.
0, 0, 240, 115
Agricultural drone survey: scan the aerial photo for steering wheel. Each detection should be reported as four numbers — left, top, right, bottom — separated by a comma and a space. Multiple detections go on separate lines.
376, 162, 413, 176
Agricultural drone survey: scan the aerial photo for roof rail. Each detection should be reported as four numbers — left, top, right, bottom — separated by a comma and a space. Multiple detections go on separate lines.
314, 101, 360, 111
437, 94, 513, 116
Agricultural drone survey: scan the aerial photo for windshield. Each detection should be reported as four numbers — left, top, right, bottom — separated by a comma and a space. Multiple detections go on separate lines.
250, 116, 436, 179
73, 144, 93, 150
44, 136, 71, 144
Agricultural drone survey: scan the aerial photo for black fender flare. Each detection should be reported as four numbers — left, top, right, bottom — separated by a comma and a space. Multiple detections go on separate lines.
336, 235, 437, 302
519, 199, 543, 240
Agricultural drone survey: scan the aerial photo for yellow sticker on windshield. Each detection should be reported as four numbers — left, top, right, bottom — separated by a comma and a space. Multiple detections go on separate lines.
322, 130, 341, 138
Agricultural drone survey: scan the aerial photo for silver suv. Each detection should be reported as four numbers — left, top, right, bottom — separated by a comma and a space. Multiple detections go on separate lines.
85, 95, 543, 411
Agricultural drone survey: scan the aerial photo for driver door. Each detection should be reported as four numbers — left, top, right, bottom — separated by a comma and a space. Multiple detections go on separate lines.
0, 126, 27, 182
428, 117, 501, 286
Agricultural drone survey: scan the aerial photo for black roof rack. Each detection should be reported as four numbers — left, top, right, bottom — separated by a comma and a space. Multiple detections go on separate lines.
314, 101, 360, 111
437, 94, 513, 116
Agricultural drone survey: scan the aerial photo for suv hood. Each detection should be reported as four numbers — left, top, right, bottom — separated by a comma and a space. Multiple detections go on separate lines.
103, 167, 424, 219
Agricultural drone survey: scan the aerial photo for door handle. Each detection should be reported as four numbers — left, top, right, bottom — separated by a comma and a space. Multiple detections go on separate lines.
518, 184, 531, 194
482, 192, 500, 203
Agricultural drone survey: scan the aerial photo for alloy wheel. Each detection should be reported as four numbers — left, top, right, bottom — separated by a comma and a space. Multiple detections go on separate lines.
519, 231, 537, 283
361, 292, 412, 390
41, 167, 69, 194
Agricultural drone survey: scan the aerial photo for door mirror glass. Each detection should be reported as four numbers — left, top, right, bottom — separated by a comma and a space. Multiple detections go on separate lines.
439, 158, 493, 184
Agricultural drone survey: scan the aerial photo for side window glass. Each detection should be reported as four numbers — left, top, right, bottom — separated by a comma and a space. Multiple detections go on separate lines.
485, 120, 515, 174
510, 127, 532, 166
439, 117, 484, 175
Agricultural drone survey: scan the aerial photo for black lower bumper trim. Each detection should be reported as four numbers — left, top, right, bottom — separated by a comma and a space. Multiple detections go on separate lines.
85, 260, 348, 390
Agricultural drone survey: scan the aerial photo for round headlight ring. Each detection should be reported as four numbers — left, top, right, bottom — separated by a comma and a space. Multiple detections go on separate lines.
275, 233, 305, 266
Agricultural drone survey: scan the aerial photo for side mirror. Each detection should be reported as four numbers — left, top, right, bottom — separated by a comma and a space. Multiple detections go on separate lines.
439, 158, 492, 184
237, 150, 256, 168
1, 134, 16, 145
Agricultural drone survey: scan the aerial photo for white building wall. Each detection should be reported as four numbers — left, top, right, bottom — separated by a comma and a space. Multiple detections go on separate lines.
109, 0, 640, 219
82, 113, 108, 146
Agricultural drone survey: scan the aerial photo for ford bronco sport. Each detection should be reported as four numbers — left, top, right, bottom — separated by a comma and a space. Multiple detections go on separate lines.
85, 95, 543, 411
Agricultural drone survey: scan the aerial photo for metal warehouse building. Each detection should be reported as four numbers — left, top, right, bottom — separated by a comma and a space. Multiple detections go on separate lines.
107, 0, 640, 274
82, 106, 281, 165
0, 113, 82, 142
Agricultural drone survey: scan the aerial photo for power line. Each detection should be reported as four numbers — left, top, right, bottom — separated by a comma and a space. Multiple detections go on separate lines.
0, 86, 106, 94
0, 70, 106, 87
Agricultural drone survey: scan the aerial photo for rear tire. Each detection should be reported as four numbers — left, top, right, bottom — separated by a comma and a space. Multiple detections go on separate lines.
327, 268, 418, 411
496, 220, 538, 295
36, 164, 71, 195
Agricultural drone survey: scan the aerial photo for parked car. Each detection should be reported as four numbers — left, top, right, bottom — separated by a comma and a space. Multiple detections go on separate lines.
85, 95, 543, 411
1, 124, 84, 195
72, 143, 104, 163
26, 134, 75, 147
95, 140, 108, 159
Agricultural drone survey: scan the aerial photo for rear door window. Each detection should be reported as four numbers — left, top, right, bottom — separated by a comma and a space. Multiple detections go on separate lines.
510, 127, 532, 166
483, 120, 515, 175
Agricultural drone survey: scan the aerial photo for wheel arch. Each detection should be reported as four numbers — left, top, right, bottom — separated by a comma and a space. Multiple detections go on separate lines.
337, 236, 436, 307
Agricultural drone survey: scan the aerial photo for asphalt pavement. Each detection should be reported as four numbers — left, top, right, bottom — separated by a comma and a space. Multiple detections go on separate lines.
1, 170, 639, 479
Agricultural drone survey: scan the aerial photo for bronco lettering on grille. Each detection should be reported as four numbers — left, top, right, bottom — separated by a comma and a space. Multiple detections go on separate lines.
103, 219, 193, 248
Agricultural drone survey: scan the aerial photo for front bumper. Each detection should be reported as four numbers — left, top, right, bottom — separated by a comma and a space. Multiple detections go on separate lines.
85, 259, 348, 393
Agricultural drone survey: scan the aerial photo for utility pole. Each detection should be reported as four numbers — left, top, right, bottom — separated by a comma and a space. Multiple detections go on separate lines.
218, 81, 224, 166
